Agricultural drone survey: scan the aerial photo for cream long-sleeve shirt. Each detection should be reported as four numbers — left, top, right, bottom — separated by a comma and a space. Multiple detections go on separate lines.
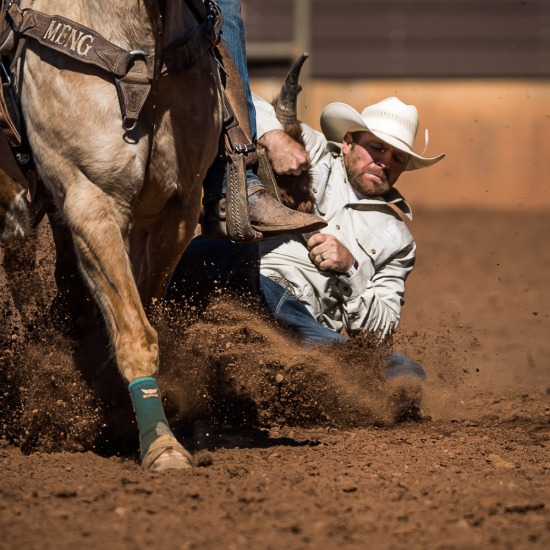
254, 95, 416, 338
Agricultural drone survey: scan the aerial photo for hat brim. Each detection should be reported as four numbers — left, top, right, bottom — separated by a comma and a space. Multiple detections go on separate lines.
320, 102, 445, 171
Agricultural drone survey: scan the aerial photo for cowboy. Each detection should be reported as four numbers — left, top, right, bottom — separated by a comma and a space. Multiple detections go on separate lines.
255, 95, 445, 340
168, 94, 445, 396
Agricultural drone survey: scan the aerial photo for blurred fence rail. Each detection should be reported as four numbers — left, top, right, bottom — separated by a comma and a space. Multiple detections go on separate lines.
244, 0, 550, 79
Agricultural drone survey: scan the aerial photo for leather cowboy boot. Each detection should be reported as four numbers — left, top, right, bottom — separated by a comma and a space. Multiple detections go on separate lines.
201, 184, 326, 240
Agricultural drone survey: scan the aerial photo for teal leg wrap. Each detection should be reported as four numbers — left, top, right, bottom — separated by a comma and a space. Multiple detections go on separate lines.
128, 377, 174, 462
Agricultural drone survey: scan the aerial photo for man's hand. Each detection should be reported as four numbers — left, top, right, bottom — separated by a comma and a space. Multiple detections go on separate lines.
307, 233, 354, 273
259, 129, 309, 176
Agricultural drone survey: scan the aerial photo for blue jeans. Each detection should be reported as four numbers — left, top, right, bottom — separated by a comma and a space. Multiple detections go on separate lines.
259, 276, 425, 380
203, 0, 259, 203
216, 0, 256, 140
259, 275, 347, 346
167, 238, 426, 381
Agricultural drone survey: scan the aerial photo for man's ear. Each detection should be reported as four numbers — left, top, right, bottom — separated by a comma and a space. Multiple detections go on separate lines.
342, 132, 353, 154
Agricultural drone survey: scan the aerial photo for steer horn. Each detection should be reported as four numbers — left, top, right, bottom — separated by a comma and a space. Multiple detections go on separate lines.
271, 53, 315, 214
275, 52, 309, 127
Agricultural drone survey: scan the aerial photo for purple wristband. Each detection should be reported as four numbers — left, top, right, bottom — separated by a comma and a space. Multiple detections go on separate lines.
345, 257, 359, 278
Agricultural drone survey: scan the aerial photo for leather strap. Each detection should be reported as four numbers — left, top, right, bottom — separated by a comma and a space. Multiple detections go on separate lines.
213, 39, 263, 241
0, 76, 21, 147
6, 2, 221, 128
115, 56, 151, 131
222, 94, 259, 241
222, 92, 257, 160
7, 4, 155, 78
7, 2, 220, 79
216, 40, 257, 164
256, 145, 282, 202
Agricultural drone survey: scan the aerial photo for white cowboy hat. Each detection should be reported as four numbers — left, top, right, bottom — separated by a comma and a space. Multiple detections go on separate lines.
320, 97, 445, 171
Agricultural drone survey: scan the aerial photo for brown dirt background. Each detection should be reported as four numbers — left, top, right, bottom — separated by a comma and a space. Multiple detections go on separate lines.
0, 208, 549, 549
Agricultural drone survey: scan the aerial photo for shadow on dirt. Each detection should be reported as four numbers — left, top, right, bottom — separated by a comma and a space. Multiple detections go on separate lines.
0, 221, 419, 460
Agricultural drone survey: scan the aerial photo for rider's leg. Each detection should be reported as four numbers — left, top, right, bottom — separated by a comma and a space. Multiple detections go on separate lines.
215, 0, 257, 140
201, 0, 325, 240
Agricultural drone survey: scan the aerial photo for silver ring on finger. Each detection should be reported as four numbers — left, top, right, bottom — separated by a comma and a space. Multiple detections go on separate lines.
319, 253, 326, 262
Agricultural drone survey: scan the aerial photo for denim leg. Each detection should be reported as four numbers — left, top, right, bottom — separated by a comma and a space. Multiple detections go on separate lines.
258, 276, 426, 380
259, 275, 347, 346
202, 0, 259, 202
386, 352, 427, 381
215, 0, 257, 139
169, 249, 342, 345
168, 251, 426, 382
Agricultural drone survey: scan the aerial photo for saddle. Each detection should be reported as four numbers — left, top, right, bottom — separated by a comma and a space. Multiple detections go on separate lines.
0, 0, 278, 240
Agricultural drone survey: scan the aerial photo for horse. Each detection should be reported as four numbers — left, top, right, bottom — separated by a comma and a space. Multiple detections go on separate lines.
9, 0, 224, 470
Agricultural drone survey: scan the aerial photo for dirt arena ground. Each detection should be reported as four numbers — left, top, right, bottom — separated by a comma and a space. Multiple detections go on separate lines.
0, 208, 548, 549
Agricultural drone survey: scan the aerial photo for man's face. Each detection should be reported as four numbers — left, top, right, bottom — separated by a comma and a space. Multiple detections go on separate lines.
342, 132, 409, 198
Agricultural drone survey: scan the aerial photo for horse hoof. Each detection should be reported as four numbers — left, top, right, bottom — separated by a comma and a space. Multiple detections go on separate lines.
148, 448, 194, 471
141, 434, 194, 471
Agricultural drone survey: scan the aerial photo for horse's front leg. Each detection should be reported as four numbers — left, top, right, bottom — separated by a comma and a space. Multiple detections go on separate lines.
63, 179, 193, 470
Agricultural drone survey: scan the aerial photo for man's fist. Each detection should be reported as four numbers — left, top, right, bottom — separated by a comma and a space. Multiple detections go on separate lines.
307, 232, 354, 273
259, 129, 309, 176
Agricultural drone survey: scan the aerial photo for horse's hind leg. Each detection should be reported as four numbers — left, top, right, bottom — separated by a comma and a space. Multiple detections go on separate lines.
63, 181, 192, 470
133, 193, 203, 305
